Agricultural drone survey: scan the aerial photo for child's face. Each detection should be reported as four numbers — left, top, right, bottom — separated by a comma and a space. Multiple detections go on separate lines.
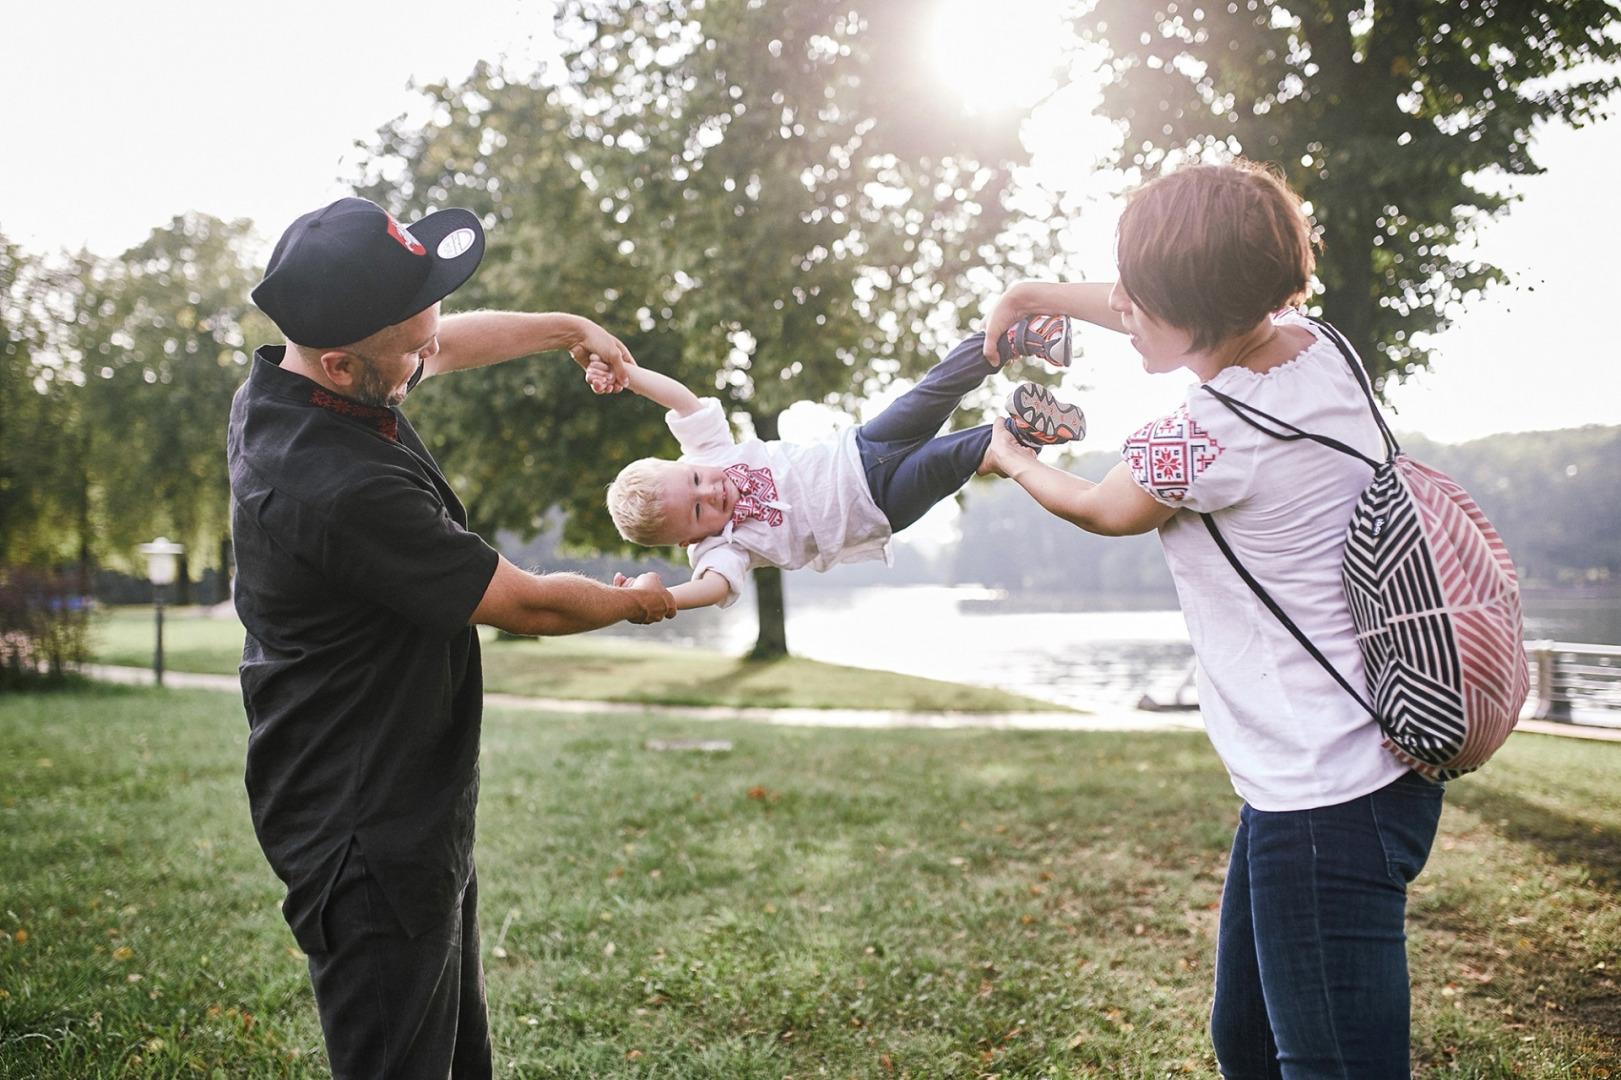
655, 463, 741, 546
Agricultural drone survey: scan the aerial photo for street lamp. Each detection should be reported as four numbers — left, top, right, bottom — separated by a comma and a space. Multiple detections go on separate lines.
138, 537, 185, 686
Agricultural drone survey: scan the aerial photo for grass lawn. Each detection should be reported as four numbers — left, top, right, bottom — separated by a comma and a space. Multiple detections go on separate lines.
85, 606, 1064, 713
2, 684, 1619, 1077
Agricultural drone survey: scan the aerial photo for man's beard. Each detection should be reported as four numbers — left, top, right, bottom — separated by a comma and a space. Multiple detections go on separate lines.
350, 354, 407, 409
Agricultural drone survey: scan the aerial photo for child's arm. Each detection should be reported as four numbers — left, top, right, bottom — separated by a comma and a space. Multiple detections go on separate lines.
614, 569, 731, 611
587, 359, 704, 418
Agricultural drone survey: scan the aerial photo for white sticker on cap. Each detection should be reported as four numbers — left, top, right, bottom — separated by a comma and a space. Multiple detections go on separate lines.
438, 228, 477, 259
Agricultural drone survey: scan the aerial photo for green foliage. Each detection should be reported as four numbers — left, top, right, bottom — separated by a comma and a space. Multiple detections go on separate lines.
1076, 0, 1621, 389
0, 236, 77, 568
4, 686, 1619, 1076
0, 217, 264, 590
54, 214, 265, 579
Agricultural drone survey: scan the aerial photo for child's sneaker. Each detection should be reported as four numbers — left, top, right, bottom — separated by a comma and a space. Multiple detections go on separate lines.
996, 314, 1072, 368
1005, 382, 1085, 448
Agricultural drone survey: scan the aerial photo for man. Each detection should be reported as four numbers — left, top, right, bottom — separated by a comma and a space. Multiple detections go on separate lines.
228, 196, 676, 1078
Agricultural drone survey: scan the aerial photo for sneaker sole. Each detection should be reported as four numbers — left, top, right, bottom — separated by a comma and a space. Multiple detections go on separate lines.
1007, 383, 1085, 446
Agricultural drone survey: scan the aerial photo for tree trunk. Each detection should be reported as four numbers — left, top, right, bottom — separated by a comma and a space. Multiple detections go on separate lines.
747, 406, 790, 659
175, 552, 193, 607
748, 565, 789, 660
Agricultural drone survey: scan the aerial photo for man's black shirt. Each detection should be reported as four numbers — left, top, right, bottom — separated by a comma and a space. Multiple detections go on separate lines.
227, 346, 499, 952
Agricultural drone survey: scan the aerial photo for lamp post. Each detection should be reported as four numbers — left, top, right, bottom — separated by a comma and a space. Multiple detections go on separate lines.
138, 538, 185, 686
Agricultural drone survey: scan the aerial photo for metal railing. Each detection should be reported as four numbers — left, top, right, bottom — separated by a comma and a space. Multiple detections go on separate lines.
1525, 641, 1621, 728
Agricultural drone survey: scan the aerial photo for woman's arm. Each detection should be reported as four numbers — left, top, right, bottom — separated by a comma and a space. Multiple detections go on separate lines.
982, 281, 1125, 362
984, 424, 1176, 536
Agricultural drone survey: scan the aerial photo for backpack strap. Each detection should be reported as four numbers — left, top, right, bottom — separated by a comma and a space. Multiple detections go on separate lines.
1197, 316, 1399, 467
1199, 511, 1377, 717
1304, 317, 1401, 461
1192, 315, 1395, 720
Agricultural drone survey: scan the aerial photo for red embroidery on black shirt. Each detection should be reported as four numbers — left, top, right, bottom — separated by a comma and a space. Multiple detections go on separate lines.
310, 388, 398, 441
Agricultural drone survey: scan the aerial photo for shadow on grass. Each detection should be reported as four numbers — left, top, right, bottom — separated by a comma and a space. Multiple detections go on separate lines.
1446, 783, 1621, 892
648, 654, 794, 707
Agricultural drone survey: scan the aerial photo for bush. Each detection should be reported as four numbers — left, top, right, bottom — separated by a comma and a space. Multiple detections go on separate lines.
0, 566, 94, 688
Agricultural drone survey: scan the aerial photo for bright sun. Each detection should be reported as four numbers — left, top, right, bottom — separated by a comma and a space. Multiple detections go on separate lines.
929, 0, 1069, 114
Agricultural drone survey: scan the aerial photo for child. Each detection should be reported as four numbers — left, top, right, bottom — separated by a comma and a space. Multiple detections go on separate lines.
592, 318, 1085, 610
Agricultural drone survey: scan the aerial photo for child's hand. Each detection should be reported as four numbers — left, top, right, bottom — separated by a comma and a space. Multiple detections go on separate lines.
585, 359, 622, 395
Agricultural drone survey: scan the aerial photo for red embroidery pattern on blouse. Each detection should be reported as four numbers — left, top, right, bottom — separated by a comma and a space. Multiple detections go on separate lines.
724, 463, 785, 528
1122, 406, 1223, 502
310, 388, 398, 441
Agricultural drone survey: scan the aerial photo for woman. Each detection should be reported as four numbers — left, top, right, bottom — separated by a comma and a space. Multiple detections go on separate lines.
980, 160, 1444, 1078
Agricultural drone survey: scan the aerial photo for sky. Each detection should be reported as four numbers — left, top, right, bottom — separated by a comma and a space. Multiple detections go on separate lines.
3, 0, 1618, 453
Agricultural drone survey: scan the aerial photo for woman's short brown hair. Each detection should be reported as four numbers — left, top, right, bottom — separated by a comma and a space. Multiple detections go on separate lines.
1116, 160, 1316, 352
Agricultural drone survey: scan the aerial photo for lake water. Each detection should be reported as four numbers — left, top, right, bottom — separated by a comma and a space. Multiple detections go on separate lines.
589, 584, 1621, 714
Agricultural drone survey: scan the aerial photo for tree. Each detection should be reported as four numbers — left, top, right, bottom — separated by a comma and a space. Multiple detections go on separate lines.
50, 215, 264, 599
0, 235, 70, 568
358, 0, 1054, 655
1076, 0, 1621, 390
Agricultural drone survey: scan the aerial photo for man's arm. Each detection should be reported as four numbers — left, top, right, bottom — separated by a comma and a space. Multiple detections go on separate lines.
983, 424, 1176, 537
470, 556, 676, 635
426, 311, 634, 385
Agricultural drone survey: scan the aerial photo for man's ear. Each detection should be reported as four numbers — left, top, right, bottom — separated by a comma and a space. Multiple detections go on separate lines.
318, 349, 361, 389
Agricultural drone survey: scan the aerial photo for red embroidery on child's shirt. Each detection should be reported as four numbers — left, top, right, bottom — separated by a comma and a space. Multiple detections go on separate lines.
1122, 406, 1223, 502
725, 463, 785, 528
310, 388, 398, 441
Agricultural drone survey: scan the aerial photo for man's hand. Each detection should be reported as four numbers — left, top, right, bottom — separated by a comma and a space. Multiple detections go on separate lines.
616, 572, 678, 623
567, 319, 636, 391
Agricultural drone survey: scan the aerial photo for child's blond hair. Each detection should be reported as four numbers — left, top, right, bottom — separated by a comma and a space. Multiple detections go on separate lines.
606, 458, 678, 546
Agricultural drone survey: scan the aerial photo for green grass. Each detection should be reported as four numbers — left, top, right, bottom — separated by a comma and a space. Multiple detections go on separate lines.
2, 685, 1618, 1077
86, 606, 1067, 713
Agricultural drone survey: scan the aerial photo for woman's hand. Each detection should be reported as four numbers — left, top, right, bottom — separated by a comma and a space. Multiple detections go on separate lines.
981, 283, 1040, 364
978, 421, 1038, 478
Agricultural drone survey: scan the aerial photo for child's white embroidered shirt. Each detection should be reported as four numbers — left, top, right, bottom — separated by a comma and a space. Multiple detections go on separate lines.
1122, 311, 1409, 811
667, 398, 891, 607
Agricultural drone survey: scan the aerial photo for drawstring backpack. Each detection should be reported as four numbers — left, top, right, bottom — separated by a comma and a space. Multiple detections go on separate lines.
1198, 318, 1530, 781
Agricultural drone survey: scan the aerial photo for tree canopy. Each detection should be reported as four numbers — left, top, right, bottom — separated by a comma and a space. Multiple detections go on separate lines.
1076, 0, 1621, 389
356, 0, 1056, 653
0, 216, 263, 593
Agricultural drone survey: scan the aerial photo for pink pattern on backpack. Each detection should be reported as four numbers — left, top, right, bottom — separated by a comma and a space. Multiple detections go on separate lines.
1393, 458, 1529, 774
1123, 406, 1224, 502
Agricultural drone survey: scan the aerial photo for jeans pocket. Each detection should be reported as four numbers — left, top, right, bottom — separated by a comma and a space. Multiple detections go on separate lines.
1373, 772, 1446, 888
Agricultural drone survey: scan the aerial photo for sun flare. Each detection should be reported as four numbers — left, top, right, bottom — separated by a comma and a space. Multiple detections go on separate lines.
929, 0, 1069, 114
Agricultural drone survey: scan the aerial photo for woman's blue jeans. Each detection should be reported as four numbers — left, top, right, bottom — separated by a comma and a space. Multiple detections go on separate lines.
1211, 770, 1444, 1079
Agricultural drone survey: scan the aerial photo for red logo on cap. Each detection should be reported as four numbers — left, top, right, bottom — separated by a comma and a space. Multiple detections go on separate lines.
385, 215, 426, 256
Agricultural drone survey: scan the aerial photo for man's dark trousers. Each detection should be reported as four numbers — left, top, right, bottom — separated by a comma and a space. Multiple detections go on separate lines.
306, 844, 493, 1079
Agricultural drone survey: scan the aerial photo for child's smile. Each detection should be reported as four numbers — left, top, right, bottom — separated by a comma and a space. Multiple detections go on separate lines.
658, 464, 740, 546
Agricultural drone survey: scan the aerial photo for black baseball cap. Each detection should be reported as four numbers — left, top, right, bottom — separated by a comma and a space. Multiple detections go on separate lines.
251, 197, 486, 348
